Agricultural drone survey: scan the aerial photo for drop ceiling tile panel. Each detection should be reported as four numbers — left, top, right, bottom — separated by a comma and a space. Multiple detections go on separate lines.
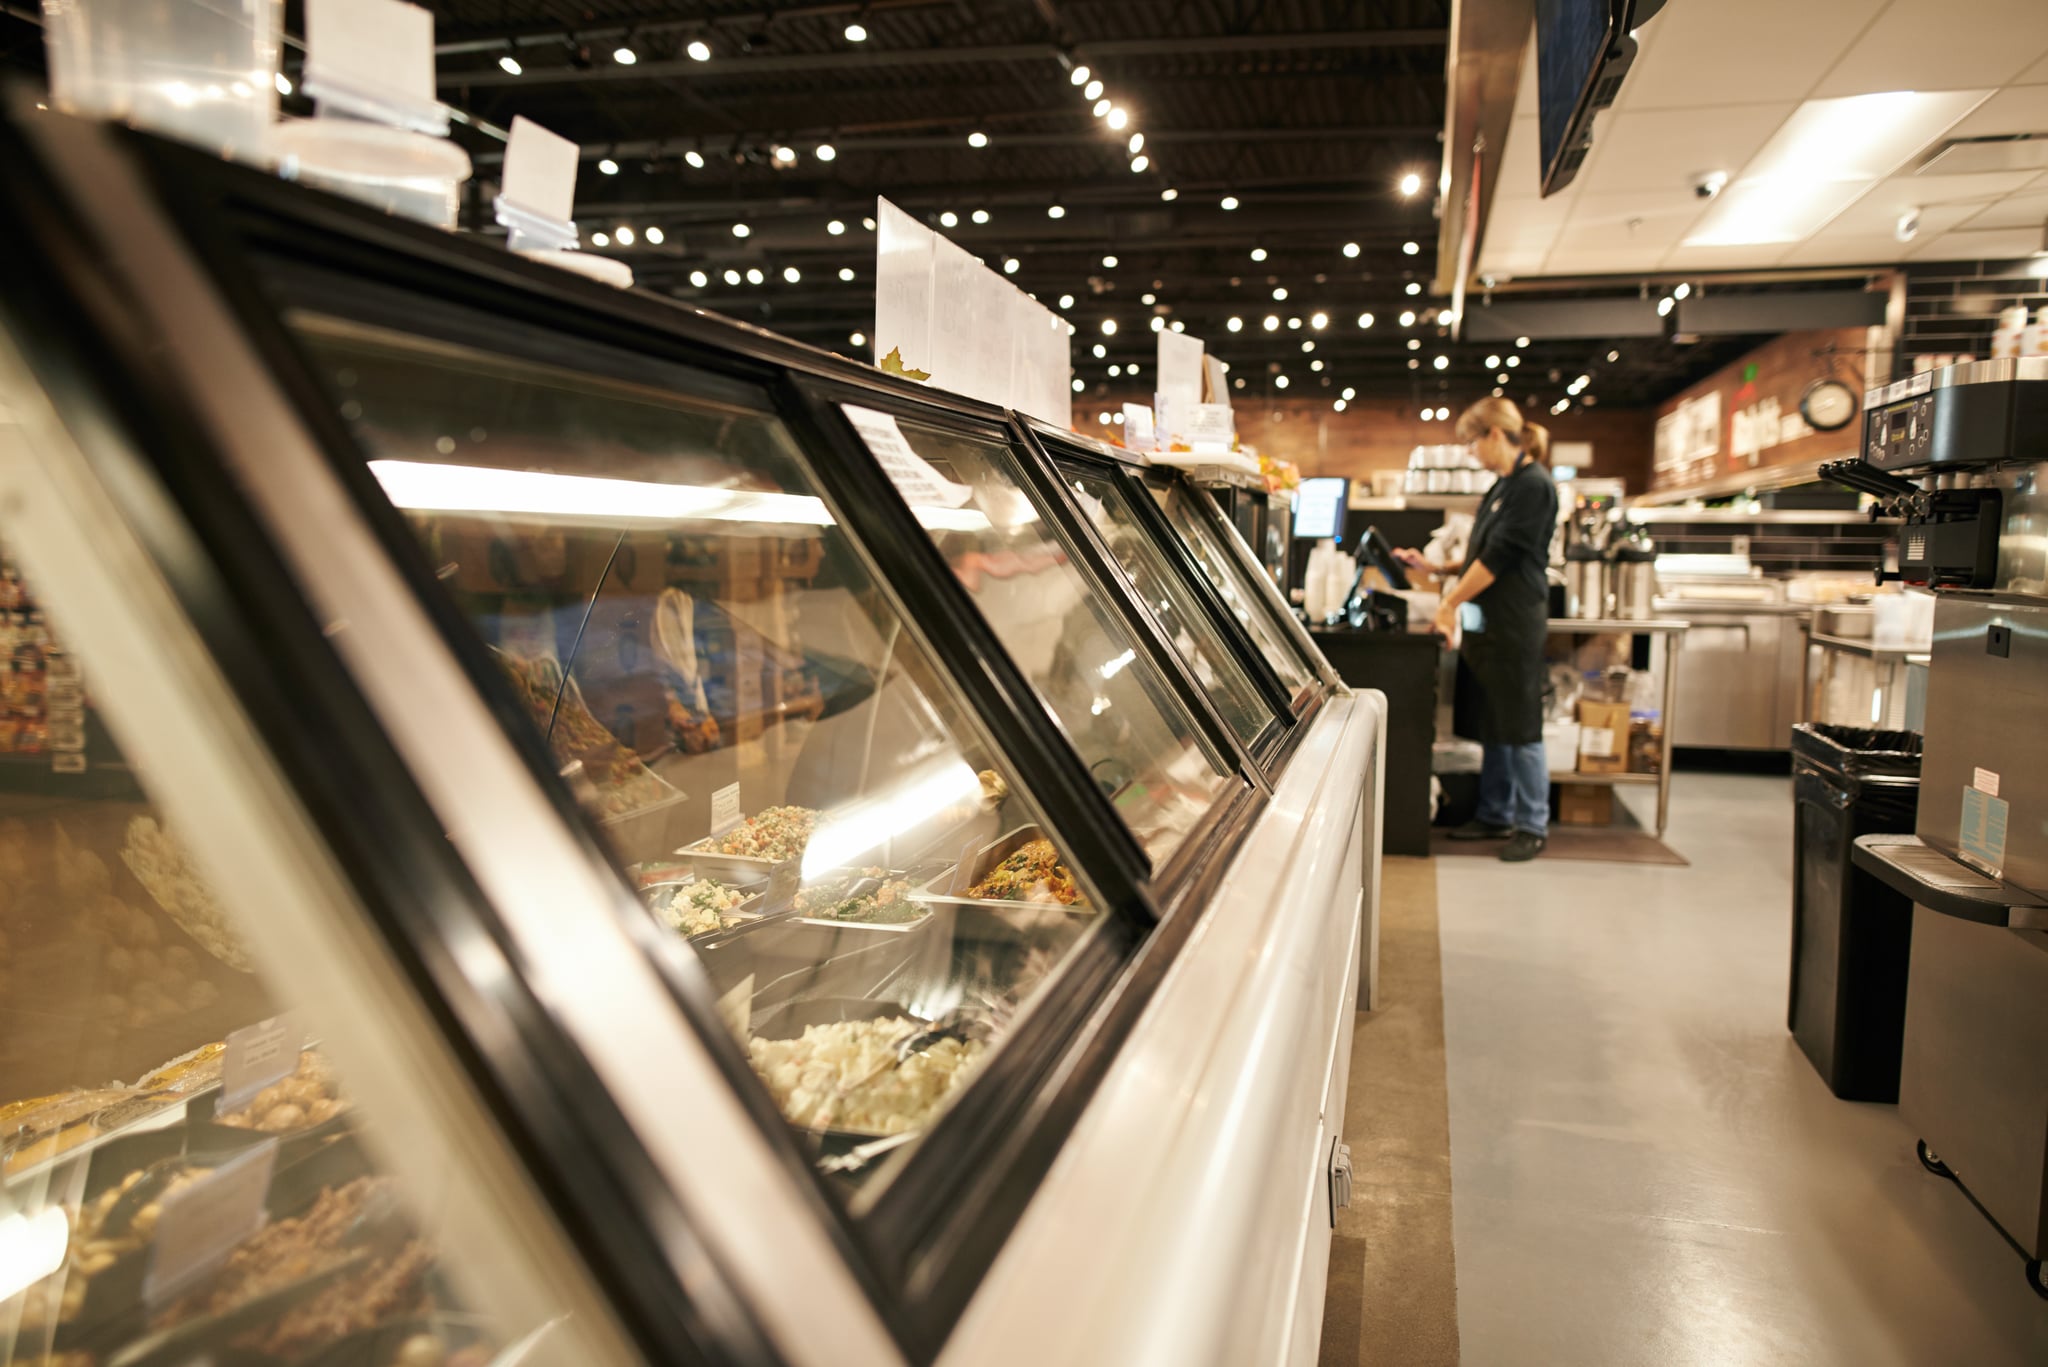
1577, 103, 1795, 194
1538, 247, 1670, 275
1493, 115, 1543, 201
1473, 248, 1553, 280
1660, 243, 1798, 272
1622, 0, 1887, 110
1910, 225, 2048, 259
1555, 189, 1711, 252
1775, 235, 1918, 267
1957, 188, 2048, 230
1815, 0, 2048, 96
1822, 176, 2030, 235
1946, 84, 2048, 138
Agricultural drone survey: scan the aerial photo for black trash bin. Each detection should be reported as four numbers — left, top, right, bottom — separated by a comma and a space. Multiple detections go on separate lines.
1789, 724, 1922, 1102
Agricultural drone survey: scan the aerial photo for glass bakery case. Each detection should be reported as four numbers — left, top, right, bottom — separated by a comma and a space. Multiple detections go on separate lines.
0, 110, 1355, 1367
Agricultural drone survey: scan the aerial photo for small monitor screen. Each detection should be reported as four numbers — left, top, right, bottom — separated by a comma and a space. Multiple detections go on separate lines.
1294, 477, 1348, 540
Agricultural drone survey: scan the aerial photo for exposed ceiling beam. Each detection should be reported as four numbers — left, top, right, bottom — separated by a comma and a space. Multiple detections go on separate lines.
437, 29, 1449, 88
471, 124, 1436, 165
434, 1, 957, 55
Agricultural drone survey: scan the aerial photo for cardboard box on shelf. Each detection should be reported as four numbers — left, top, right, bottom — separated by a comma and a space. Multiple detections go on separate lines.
1577, 700, 1630, 774
1558, 783, 1614, 826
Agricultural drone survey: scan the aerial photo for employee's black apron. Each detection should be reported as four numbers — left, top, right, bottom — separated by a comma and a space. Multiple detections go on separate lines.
1452, 459, 1550, 746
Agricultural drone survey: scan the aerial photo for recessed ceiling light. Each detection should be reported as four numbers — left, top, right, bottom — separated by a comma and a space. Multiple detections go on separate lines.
591, 231, 610, 247
1161, 188, 1178, 201
1438, 309, 1454, 325
1405, 282, 1422, 296
1250, 247, 1268, 262
1107, 107, 1129, 131
1311, 360, 1324, 371
1170, 320, 1184, 332
1497, 372, 1508, 383
1402, 240, 1420, 255
1220, 195, 1240, 210
815, 143, 836, 162
1059, 294, 1075, 309
1342, 387, 1356, 400
851, 330, 867, 346
1093, 343, 1107, 358
1301, 340, 1315, 353
689, 269, 708, 287
1484, 354, 1500, 368
1141, 292, 1156, 304
1263, 315, 1280, 331
1433, 355, 1449, 371
968, 130, 989, 149
828, 219, 846, 235
1150, 316, 1166, 332
863, 216, 877, 230
1272, 286, 1287, 300
1674, 282, 1692, 300
1310, 312, 1328, 329
1275, 375, 1290, 389
839, 267, 855, 281
643, 226, 664, 244
1343, 242, 1360, 258
1607, 350, 1620, 362
1399, 310, 1416, 326
939, 211, 958, 227
1334, 398, 1347, 411
1093, 98, 1112, 117
1101, 319, 1117, 335
844, 22, 867, 41
1102, 254, 1118, 268
1129, 133, 1145, 154
1657, 296, 1675, 316
732, 223, 750, 237
1357, 313, 1374, 329
1071, 65, 1091, 86
684, 150, 704, 169
1227, 316, 1244, 332
1409, 359, 1419, 369
1004, 257, 1021, 274
746, 268, 764, 284
1048, 205, 1066, 219
497, 54, 522, 75
1408, 338, 1421, 350
1109, 366, 1122, 377
723, 269, 741, 285
1130, 155, 1149, 173
1399, 171, 1423, 197
1506, 355, 1520, 367
773, 145, 797, 164
1516, 336, 1530, 347
614, 45, 638, 65
598, 157, 619, 175
687, 39, 711, 61
778, 266, 797, 283
1288, 316, 1302, 329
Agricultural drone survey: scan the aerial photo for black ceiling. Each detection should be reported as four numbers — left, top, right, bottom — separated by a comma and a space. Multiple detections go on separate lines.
0, 1, 1803, 411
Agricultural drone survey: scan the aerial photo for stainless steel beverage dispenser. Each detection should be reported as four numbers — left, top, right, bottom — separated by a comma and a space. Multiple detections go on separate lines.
1839, 358, 2048, 1299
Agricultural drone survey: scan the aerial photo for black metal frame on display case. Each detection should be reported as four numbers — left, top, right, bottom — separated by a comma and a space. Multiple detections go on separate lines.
0, 105, 1335, 1365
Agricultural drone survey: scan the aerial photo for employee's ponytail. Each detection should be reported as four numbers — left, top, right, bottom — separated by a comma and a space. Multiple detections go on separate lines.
1456, 396, 1549, 465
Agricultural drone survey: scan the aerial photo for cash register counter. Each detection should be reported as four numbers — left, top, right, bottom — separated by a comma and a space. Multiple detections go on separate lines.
1311, 626, 1442, 856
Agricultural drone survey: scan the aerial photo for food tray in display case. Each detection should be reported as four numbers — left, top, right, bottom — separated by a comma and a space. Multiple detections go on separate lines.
679, 841, 792, 888
597, 790, 695, 868
640, 878, 770, 941
909, 826, 1094, 943
747, 997, 991, 1150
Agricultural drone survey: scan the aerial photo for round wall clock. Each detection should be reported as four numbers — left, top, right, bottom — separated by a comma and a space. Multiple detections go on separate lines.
1800, 377, 1859, 432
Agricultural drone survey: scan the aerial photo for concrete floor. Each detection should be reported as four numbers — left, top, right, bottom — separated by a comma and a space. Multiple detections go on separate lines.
1435, 772, 2048, 1366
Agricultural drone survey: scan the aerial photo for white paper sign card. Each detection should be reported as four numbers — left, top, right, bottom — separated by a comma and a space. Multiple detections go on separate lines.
1123, 404, 1156, 451
303, 0, 445, 133
840, 405, 975, 510
501, 116, 579, 226
1157, 330, 1206, 411
874, 199, 935, 373
1187, 403, 1236, 454
711, 782, 743, 836
220, 1013, 301, 1111
144, 1140, 279, 1308
1203, 354, 1229, 406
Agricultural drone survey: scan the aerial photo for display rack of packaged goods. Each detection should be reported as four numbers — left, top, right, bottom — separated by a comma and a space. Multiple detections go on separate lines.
0, 109, 1381, 1367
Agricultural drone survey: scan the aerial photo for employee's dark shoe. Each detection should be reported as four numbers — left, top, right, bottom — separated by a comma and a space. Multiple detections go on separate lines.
1499, 831, 1547, 862
1447, 820, 1515, 841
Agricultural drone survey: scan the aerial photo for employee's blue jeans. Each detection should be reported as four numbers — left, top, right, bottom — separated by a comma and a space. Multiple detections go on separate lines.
1478, 741, 1550, 836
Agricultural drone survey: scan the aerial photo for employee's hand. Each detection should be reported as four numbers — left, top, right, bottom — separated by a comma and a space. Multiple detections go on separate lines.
1432, 600, 1459, 641
1392, 547, 1431, 569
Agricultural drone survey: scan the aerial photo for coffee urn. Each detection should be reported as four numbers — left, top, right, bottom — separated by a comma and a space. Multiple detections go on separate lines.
1835, 358, 2048, 1299
1564, 543, 1608, 620
1613, 533, 1658, 620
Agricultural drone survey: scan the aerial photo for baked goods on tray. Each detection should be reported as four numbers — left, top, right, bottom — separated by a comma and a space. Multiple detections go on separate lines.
216, 1049, 348, 1133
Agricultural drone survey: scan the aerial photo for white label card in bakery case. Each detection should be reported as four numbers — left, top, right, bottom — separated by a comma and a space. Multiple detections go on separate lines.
1974, 767, 2000, 798
220, 1013, 301, 1111
144, 1139, 279, 1308
840, 405, 974, 509
711, 782, 743, 836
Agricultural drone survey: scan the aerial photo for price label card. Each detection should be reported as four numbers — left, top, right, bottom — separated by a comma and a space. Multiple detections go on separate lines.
840, 405, 974, 510
220, 1014, 300, 1111
304, 0, 441, 130
1974, 767, 2000, 798
1580, 727, 1617, 759
501, 116, 579, 225
1186, 403, 1236, 452
144, 1139, 278, 1308
1122, 403, 1155, 450
711, 782, 743, 837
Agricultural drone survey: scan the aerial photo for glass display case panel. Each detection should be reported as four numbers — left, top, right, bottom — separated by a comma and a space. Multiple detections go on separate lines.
1057, 464, 1277, 749
285, 317, 1105, 1188
846, 414, 1236, 866
1155, 483, 1319, 701
0, 551, 545, 1367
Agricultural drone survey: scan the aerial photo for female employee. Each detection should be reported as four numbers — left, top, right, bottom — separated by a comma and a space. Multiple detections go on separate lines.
1394, 396, 1558, 862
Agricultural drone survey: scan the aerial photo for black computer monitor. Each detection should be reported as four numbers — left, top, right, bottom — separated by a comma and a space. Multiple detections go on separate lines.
1357, 524, 1411, 592
1293, 477, 1348, 540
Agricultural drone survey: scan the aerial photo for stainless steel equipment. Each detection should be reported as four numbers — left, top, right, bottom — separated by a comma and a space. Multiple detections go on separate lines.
1563, 544, 1609, 619
1655, 573, 1808, 750
1612, 533, 1657, 620
1840, 358, 2048, 1298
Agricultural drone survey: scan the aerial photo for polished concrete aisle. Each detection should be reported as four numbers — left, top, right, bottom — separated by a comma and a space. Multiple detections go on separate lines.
1436, 772, 2048, 1366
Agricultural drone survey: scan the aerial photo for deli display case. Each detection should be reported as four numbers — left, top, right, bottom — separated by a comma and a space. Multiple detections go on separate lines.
0, 107, 1381, 1367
